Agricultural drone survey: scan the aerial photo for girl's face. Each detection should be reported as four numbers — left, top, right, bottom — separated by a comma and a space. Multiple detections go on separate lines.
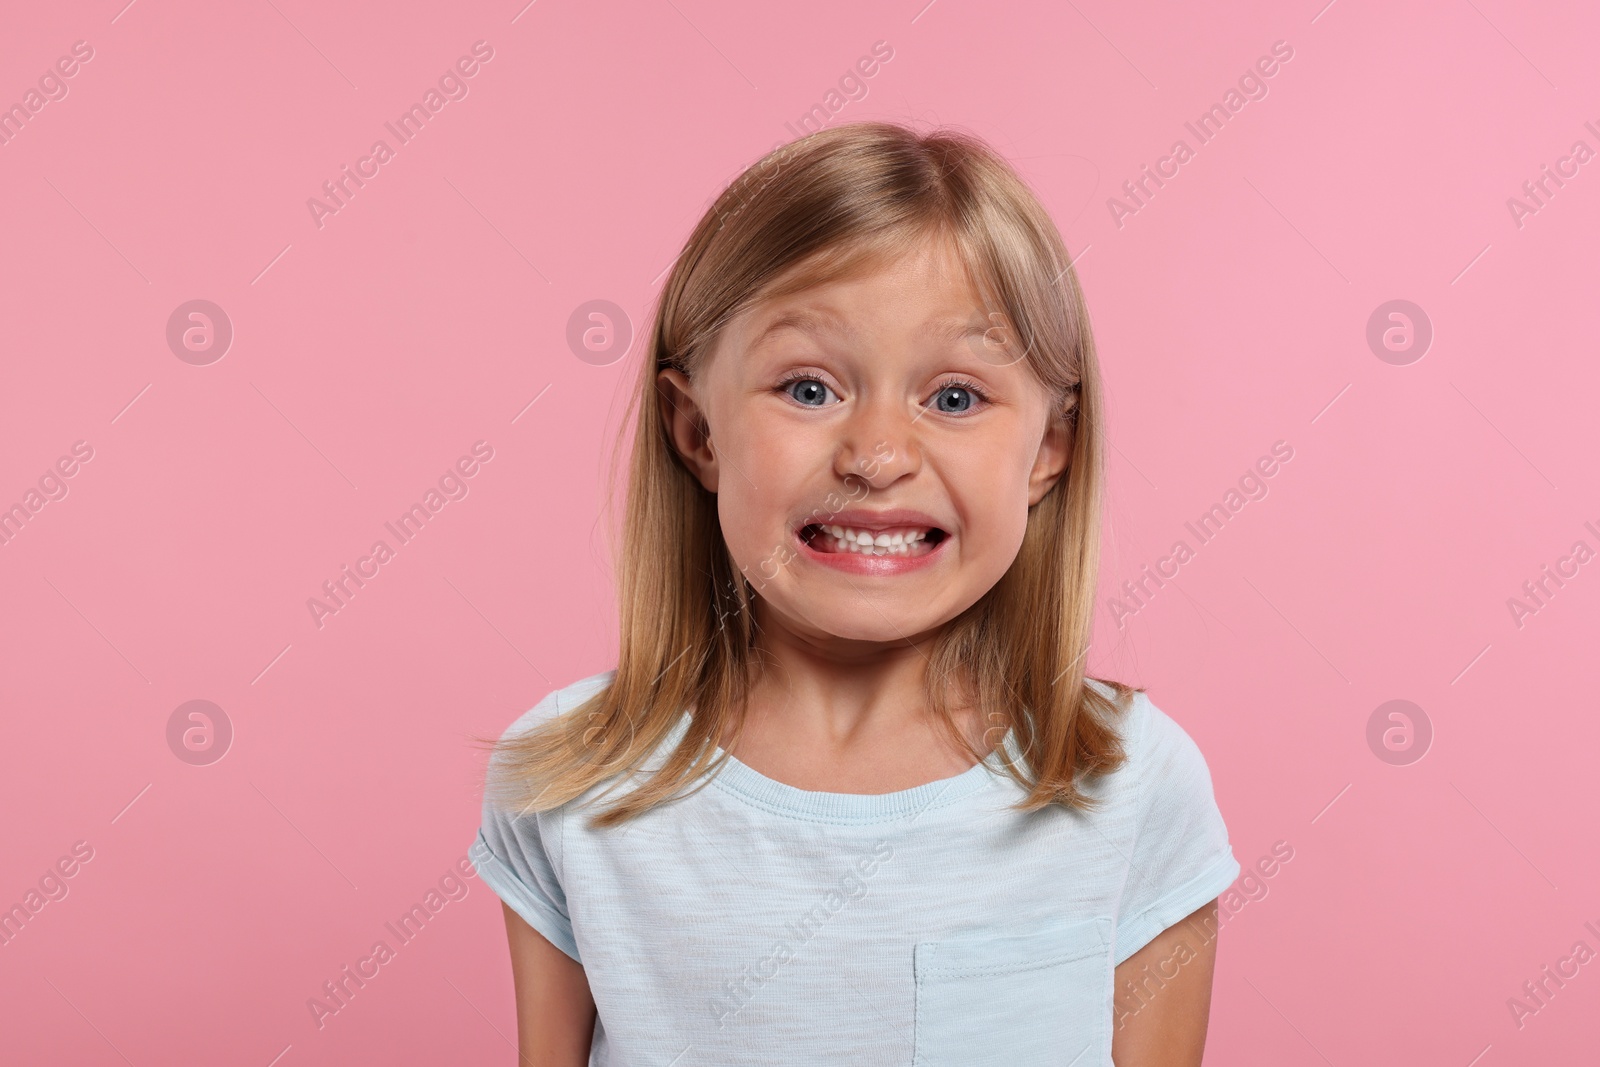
658, 236, 1072, 650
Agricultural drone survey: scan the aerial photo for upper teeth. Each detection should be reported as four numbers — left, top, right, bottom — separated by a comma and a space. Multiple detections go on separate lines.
811, 525, 938, 556
827, 525, 929, 545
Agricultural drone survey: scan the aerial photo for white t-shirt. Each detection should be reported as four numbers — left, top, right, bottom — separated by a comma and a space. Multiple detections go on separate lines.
473, 670, 1238, 1066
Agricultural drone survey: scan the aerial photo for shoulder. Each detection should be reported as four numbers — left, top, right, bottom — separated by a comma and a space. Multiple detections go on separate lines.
1138, 692, 1213, 766
1123, 691, 1223, 811
1084, 681, 1218, 791
497, 669, 617, 744
1083, 676, 1153, 755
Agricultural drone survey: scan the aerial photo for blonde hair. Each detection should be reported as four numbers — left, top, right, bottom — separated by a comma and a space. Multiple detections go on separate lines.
485, 120, 1138, 828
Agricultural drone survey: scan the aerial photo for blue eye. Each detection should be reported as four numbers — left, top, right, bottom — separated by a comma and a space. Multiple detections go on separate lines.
782, 377, 836, 406
934, 386, 975, 413
929, 379, 989, 415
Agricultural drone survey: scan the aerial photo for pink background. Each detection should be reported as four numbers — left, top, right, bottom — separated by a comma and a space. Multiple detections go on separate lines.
3, 0, 1597, 1063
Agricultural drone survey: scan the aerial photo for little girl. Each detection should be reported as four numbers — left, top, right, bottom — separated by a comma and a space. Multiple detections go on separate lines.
472, 121, 1239, 1066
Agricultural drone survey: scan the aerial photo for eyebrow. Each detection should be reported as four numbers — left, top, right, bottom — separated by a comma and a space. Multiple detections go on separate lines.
747, 308, 990, 352
747, 308, 853, 352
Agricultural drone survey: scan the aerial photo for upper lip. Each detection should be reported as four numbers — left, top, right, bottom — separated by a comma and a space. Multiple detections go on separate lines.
798, 508, 947, 532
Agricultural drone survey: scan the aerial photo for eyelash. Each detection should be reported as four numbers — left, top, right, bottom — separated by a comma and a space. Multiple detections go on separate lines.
774, 372, 993, 412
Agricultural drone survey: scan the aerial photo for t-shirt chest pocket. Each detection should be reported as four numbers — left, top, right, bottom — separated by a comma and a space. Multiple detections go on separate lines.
912, 916, 1113, 1067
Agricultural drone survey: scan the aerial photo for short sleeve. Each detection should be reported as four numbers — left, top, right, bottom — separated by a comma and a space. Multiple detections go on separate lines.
1111, 692, 1240, 966
471, 687, 582, 963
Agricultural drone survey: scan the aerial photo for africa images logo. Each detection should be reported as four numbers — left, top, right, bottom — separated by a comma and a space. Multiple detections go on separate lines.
306, 441, 494, 629
306, 41, 495, 229
709, 840, 894, 1030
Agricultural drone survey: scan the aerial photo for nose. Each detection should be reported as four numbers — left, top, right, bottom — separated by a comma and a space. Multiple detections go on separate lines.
834, 392, 920, 491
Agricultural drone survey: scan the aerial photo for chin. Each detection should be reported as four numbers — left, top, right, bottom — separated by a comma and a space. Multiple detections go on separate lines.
788, 602, 949, 644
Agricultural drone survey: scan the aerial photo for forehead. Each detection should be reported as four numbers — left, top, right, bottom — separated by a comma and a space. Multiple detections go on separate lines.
747, 305, 988, 351
741, 241, 993, 352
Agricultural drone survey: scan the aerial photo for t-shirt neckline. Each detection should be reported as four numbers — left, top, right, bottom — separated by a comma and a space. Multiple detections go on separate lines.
676, 711, 1018, 824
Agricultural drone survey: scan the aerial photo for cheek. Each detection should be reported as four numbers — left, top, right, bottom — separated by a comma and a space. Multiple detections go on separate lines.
965, 489, 1031, 583
715, 486, 771, 572
712, 418, 820, 564
945, 437, 1034, 546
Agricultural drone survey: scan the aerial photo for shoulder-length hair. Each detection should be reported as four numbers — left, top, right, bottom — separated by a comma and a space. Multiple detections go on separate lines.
485, 120, 1138, 828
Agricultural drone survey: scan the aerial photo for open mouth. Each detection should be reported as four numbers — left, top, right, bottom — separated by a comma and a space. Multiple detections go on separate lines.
799, 523, 948, 558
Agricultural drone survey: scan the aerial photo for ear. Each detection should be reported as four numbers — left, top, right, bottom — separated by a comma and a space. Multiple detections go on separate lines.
1027, 408, 1074, 506
657, 368, 719, 493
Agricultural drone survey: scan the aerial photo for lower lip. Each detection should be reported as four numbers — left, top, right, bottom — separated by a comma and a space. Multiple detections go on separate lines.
794, 528, 949, 575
